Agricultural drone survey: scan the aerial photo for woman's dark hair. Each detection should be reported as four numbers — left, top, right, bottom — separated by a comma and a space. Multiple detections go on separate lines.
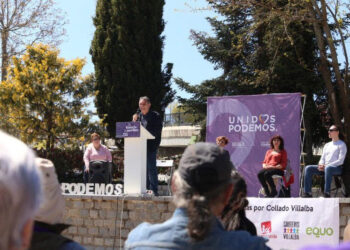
186, 181, 231, 242
221, 172, 248, 231
270, 135, 284, 150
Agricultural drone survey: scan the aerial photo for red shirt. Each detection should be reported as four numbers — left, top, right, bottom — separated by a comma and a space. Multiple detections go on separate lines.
262, 149, 287, 170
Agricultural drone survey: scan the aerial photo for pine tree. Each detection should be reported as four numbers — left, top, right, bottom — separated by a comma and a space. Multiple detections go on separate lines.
90, 0, 174, 137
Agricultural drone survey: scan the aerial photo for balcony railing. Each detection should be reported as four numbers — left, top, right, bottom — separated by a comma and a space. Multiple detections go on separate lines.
163, 112, 195, 127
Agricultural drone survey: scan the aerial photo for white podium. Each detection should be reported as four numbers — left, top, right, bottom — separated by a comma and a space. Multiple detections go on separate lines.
122, 124, 154, 195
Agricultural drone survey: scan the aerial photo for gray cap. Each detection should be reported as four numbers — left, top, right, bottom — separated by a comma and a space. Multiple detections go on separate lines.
178, 142, 234, 193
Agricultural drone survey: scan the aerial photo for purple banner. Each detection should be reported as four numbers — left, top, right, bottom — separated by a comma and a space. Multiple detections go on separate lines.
206, 93, 301, 197
116, 122, 140, 138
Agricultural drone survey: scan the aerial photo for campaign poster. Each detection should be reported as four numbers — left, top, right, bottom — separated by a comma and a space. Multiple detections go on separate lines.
206, 93, 301, 196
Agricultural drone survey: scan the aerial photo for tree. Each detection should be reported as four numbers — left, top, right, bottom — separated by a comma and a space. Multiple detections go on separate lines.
175, 0, 327, 159
168, 102, 197, 125
0, 43, 94, 151
90, 0, 174, 138
222, 0, 350, 145
0, 0, 66, 81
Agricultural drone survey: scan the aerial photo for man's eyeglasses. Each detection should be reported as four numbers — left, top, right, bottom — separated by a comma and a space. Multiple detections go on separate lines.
92, 138, 100, 141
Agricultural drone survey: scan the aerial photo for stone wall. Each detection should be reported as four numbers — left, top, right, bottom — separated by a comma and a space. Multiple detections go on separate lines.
62, 195, 350, 250
62, 195, 175, 250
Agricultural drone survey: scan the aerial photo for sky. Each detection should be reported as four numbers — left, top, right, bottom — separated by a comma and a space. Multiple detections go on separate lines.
56, 0, 221, 114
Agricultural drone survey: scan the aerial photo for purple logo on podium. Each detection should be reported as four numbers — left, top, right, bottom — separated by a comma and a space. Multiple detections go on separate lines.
116, 122, 140, 138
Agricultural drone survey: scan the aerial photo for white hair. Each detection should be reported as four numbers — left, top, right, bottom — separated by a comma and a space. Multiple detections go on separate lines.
139, 96, 151, 103
0, 131, 42, 249
172, 170, 192, 208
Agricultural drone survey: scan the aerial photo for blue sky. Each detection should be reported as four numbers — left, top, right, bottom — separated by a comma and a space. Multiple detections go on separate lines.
57, 0, 220, 111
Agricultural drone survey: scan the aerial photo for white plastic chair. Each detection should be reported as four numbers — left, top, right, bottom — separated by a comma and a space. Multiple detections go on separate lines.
156, 159, 174, 195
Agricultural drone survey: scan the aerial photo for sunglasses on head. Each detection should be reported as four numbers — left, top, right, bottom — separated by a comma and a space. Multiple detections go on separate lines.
329, 129, 338, 132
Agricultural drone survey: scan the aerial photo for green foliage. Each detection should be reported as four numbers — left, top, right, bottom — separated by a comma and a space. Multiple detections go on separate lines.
0, 44, 94, 150
36, 148, 84, 183
176, 0, 327, 148
169, 102, 198, 125
90, 0, 175, 137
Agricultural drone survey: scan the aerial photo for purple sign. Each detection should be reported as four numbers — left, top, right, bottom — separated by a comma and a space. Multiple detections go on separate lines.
116, 122, 140, 138
206, 93, 301, 197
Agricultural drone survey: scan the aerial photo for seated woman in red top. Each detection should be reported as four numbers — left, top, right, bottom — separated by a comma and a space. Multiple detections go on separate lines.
257, 135, 287, 197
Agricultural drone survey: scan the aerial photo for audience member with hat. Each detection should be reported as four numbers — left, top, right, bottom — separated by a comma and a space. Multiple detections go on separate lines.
125, 142, 270, 249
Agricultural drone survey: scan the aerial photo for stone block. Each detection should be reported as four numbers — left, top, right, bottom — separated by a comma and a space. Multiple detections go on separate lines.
80, 209, 89, 218
94, 219, 104, 227
84, 201, 94, 209
121, 229, 130, 238
146, 203, 156, 210
104, 219, 115, 228
109, 227, 117, 237
129, 211, 138, 220
84, 219, 94, 226
107, 210, 117, 219
83, 237, 93, 245
78, 227, 88, 235
121, 211, 129, 220
68, 209, 80, 217
100, 201, 112, 209
104, 238, 115, 247
340, 216, 347, 226
95, 201, 101, 209
157, 203, 167, 211
63, 217, 73, 225
88, 227, 99, 235
150, 212, 161, 221
99, 227, 109, 237
65, 200, 73, 208
94, 237, 104, 246
342, 207, 350, 215
68, 226, 77, 234
99, 210, 106, 219
124, 220, 134, 229
95, 247, 105, 250
73, 218, 84, 226
126, 202, 134, 210
114, 240, 125, 248
73, 201, 84, 209
90, 210, 98, 219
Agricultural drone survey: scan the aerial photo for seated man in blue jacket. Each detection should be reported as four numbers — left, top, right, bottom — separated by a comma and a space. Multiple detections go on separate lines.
125, 142, 270, 249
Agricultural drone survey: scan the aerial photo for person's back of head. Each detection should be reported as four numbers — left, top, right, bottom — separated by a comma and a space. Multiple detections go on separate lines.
0, 131, 42, 250
172, 142, 235, 242
221, 171, 249, 231
31, 158, 85, 250
34, 158, 65, 225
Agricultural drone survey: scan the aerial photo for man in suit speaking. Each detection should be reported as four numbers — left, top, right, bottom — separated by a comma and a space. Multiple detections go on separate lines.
133, 96, 163, 196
